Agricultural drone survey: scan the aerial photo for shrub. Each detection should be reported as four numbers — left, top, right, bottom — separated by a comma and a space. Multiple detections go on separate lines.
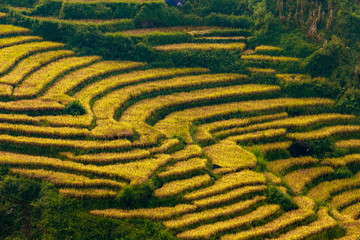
266, 185, 298, 211
204, 13, 253, 29
134, 2, 182, 28
64, 101, 86, 116
336, 88, 360, 115
116, 182, 154, 209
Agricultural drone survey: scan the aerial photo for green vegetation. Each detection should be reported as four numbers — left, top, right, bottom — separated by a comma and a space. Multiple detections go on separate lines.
0, 0, 359, 239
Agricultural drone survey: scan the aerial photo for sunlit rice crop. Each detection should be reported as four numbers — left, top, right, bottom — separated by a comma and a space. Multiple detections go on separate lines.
0, 24, 30, 36
226, 128, 287, 143
154, 42, 246, 51
0, 50, 75, 85
0, 41, 65, 75
193, 185, 267, 208
284, 166, 334, 194
183, 170, 266, 201
330, 188, 360, 209
177, 204, 280, 239
204, 140, 257, 169
273, 207, 337, 240
287, 125, 360, 140
307, 172, 360, 202
221, 208, 315, 240
321, 154, 360, 167
155, 174, 212, 198
10, 168, 126, 188
13, 56, 101, 98
195, 112, 288, 143
335, 139, 360, 149
91, 204, 197, 220
59, 188, 117, 199
268, 156, 318, 175
157, 158, 207, 178
0, 36, 43, 49
163, 196, 266, 229
241, 54, 300, 62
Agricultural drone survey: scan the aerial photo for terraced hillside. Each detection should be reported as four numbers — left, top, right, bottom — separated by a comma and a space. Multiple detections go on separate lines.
0, 20, 360, 240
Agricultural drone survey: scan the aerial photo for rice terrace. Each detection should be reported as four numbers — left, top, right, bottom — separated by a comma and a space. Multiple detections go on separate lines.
0, 0, 359, 239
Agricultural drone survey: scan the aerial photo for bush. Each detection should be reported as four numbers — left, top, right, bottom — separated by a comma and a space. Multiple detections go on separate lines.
266, 185, 298, 211
336, 88, 360, 115
116, 182, 154, 209
204, 13, 253, 29
64, 101, 86, 116
31, 0, 62, 17
281, 77, 341, 99
134, 2, 182, 28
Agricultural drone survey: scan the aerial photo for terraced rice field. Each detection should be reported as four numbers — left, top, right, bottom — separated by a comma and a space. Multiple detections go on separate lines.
0, 24, 359, 240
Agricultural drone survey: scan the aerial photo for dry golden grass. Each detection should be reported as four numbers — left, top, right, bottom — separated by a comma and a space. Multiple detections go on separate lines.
154, 174, 212, 198
157, 158, 207, 178
0, 41, 65, 75
226, 128, 287, 143
155, 98, 334, 143
330, 188, 360, 210
267, 156, 319, 175
307, 172, 360, 202
221, 208, 315, 240
287, 125, 360, 140
163, 196, 266, 229
42, 60, 145, 99
154, 43, 246, 51
0, 36, 42, 49
120, 84, 281, 124
177, 204, 280, 239
13, 56, 101, 98
183, 170, 266, 201
321, 154, 360, 167
335, 139, 360, 149
241, 54, 300, 62
284, 166, 334, 194
0, 50, 75, 85
59, 188, 117, 199
273, 207, 337, 240
0, 12, 7, 18
204, 140, 257, 169
91, 204, 197, 220
192, 185, 267, 208
195, 112, 288, 143
0, 24, 30, 36
92, 73, 246, 120
10, 168, 126, 188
